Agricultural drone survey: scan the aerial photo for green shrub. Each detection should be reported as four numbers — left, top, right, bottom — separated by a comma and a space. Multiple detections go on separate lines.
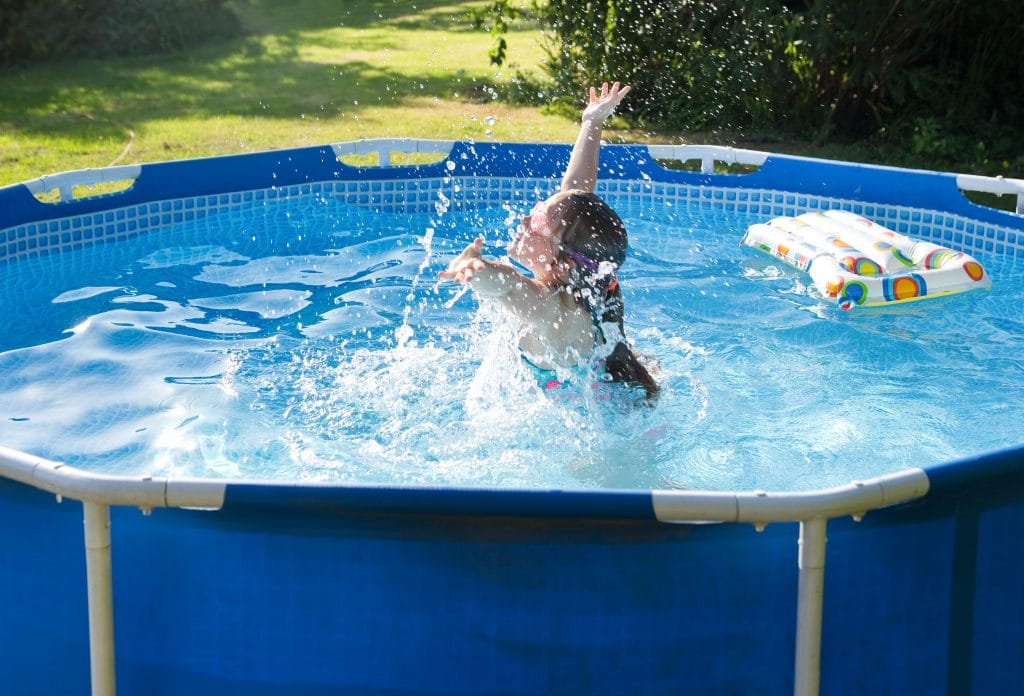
785, 1, 1024, 141
538, 0, 790, 132
479, 0, 1023, 173
0, 0, 242, 66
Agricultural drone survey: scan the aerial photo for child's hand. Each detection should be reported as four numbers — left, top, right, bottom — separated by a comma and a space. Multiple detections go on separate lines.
581, 81, 631, 125
439, 237, 486, 284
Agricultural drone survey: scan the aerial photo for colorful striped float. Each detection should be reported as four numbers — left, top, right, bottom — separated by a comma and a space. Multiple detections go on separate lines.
741, 210, 991, 310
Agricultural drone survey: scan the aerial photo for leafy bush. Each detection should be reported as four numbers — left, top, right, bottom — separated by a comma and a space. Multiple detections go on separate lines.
785, 1, 1024, 141
479, 0, 1024, 173
0, 0, 242, 66
537, 0, 790, 132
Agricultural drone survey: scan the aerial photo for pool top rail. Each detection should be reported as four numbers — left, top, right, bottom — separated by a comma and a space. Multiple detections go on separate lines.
0, 442, 940, 524
3, 140, 1023, 234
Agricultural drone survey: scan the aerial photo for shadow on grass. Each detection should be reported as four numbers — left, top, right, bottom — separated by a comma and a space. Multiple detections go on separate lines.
0, 0, 530, 139
245, 0, 489, 33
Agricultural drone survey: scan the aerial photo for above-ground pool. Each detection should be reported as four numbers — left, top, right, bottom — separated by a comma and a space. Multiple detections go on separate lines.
2, 139, 1023, 695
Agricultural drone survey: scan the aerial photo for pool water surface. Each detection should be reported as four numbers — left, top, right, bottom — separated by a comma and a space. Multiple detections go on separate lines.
0, 192, 1021, 491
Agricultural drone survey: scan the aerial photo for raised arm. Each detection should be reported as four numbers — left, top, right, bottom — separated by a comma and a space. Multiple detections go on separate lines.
560, 82, 631, 193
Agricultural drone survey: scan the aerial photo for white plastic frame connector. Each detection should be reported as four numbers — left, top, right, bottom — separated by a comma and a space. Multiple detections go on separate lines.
23, 164, 142, 203
331, 138, 456, 167
956, 174, 1024, 215
647, 144, 769, 174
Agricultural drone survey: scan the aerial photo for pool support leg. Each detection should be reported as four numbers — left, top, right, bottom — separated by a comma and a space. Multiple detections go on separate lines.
83, 501, 116, 696
794, 517, 827, 696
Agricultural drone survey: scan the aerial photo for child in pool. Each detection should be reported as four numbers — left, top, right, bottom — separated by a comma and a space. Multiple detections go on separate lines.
439, 82, 658, 400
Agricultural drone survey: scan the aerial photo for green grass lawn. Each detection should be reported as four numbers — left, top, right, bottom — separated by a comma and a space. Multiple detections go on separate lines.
1, 0, 1020, 207
0, 0, 587, 187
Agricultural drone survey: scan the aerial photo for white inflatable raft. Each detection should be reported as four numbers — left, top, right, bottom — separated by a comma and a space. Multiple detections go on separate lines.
741, 210, 990, 310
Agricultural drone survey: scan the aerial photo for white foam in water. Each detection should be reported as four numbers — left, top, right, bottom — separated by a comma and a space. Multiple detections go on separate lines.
0, 194, 1022, 491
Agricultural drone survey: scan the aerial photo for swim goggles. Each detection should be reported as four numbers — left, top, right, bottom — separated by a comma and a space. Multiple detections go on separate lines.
565, 248, 619, 291
528, 202, 554, 237
528, 202, 618, 290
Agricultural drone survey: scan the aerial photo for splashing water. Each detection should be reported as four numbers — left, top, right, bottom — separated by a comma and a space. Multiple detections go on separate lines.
0, 194, 1022, 491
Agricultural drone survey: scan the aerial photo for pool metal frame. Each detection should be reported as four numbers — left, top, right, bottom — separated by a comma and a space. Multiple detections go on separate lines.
0, 444, 936, 696
2, 139, 1023, 696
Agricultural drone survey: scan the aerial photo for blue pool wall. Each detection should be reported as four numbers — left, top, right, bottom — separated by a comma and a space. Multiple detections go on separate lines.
2, 445, 1023, 695
2, 142, 1024, 263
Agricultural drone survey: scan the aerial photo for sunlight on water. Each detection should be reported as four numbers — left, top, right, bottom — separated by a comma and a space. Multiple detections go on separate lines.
0, 193, 1022, 491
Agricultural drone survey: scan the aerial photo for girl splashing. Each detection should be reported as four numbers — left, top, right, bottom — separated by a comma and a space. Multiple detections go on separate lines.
439, 82, 658, 401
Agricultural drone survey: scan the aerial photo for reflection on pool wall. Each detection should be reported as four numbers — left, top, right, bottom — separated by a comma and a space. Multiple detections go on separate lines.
2, 140, 1024, 694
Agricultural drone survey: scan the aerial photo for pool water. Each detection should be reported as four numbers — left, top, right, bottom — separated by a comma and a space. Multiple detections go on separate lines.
1, 192, 1021, 491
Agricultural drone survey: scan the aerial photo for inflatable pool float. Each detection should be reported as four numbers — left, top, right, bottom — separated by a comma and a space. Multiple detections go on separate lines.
741, 210, 991, 310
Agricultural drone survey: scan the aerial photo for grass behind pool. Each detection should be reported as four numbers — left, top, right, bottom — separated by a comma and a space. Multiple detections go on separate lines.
0, 0, 583, 187
3, 0, 1019, 199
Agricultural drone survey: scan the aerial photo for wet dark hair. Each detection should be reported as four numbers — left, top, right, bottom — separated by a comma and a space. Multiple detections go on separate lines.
553, 191, 659, 400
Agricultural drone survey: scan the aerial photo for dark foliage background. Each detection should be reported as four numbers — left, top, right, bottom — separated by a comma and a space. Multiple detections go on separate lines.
0, 0, 241, 66
483, 0, 1024, 173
